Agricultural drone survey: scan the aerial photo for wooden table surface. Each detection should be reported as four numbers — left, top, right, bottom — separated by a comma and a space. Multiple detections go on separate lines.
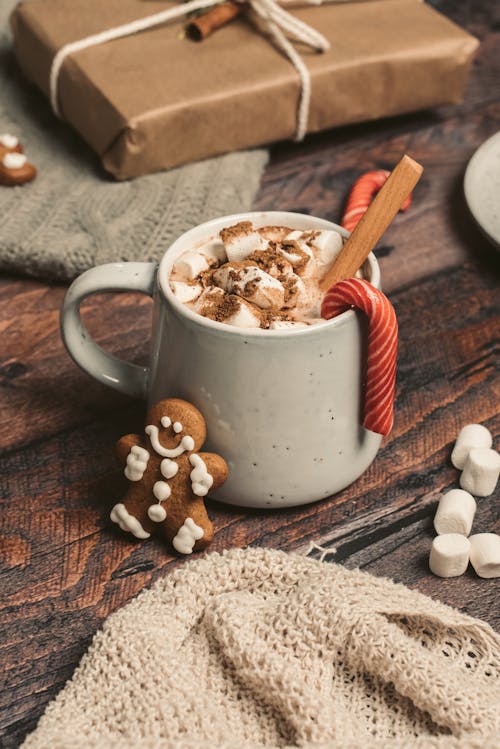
1, 1, 499, 746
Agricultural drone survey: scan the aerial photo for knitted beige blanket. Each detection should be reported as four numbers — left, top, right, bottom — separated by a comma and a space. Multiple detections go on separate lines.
22, 548, 500, 749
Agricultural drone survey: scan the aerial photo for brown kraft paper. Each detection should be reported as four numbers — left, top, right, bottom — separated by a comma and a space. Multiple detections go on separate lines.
10, 0, 479, 180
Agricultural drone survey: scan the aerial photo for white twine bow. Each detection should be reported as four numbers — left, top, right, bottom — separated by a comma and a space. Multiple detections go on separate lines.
49, 0, 331, 141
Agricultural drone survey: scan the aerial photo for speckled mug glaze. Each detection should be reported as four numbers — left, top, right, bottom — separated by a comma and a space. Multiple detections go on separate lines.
61, 211, 382, 508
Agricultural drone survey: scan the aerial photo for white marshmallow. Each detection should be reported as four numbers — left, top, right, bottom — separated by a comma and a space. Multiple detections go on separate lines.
279, 241, 313, 268
460, 447, 500, 496
173, 251, 210, 280
195, 286, 224, 305
279, 247, 303, 265
433, 489, 477, 537
311, 230, 344, 272
194, 286, 261, 328
451, 423, 492, 469
2, 152, 26, 169
221, 225, 267, 263
0, 133, 19, 148
429, 534, 470, 578
258, 226, 290, 241
170, 281, 202, 303
469, 533, 500, 578
283, 274, 308, 311
269, 320, 308, 330
285, 230, 303, 241
199, 238, 227, 264
253, 251, 294, 279
213, 264, 285, 310
225, 299, 261, 328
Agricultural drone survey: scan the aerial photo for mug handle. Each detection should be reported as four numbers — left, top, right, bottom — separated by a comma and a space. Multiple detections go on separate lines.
60, 262, 157, 399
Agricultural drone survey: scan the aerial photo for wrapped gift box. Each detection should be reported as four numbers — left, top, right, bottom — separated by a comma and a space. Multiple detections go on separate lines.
11, 0, 478, 179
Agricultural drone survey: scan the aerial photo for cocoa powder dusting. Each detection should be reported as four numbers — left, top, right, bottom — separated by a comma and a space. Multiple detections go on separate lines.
301, 230, 320, 247
199, 292, 239, 322
278, 240, 310, 272
220, 221, 253, 244
258, 225, 293, 241
177, 221, 330, 329
226, 261, 257, 280
247, 247, 292, 279
213, 295, 242, 322
243, 279, 259, 296
198, 290, 266, 326
283, 276, 299, 306
199, 269, 216, 288
260, 309, 290, 329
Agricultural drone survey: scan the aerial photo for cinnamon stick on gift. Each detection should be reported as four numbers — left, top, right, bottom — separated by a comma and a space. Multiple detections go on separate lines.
186, 1, 242, 41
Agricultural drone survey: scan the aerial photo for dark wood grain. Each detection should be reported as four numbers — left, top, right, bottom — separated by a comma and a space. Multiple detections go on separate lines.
1, 2, 499, 746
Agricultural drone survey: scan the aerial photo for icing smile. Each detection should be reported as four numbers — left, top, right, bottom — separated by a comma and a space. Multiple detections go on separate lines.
145, 424, 195, 457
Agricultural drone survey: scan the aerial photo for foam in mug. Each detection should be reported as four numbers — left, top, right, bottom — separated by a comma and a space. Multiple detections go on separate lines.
169, 221, 363, 329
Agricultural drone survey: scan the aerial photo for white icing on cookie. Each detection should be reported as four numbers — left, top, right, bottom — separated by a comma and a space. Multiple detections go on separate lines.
148, 504, 167, 523
110, 503, 150, 539
161, 458, 179, 479
173, 421, 183, 433
153, 480, 171, 502
145, 425, 195, 457
124, 445, 150, 481
172, 518, 204, 554
0, 133, 18, 148
189, 454, 214, 497
2, 152, 26, 169
0, 133, 19, 148
161, 416, 172, 428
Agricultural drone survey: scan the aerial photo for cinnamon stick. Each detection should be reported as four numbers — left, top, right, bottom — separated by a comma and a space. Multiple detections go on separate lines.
320, 155, 424, 291
186, 2, 242, 41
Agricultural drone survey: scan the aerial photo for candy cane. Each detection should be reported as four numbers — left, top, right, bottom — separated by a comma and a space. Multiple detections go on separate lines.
321, 279, 398, 436
341, 170, 412, 233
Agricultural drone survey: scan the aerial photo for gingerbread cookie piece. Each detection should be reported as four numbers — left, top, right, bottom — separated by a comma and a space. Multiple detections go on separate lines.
0, 133, 23, 158
110, 398, 228, 554
0, 151, 37, 186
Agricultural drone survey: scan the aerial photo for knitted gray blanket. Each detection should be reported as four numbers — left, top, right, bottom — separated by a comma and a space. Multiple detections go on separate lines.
0, 1, 267, 281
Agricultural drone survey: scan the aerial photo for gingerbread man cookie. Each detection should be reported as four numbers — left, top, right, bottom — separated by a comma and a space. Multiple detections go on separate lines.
110, 398, 228, 554
0, 132, 36, 186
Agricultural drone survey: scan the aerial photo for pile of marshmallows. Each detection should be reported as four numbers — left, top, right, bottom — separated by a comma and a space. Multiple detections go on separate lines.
429, 423, 500, 579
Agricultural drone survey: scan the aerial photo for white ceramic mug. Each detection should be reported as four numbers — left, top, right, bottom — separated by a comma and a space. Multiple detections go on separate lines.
61, 211, 382, 508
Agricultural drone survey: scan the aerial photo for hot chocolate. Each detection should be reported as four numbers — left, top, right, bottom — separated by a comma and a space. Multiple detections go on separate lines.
169, 221, 361, 329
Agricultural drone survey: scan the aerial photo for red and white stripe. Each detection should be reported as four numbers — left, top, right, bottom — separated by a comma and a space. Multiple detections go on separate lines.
321, 279, 398, 436
341, 170, 412, 233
